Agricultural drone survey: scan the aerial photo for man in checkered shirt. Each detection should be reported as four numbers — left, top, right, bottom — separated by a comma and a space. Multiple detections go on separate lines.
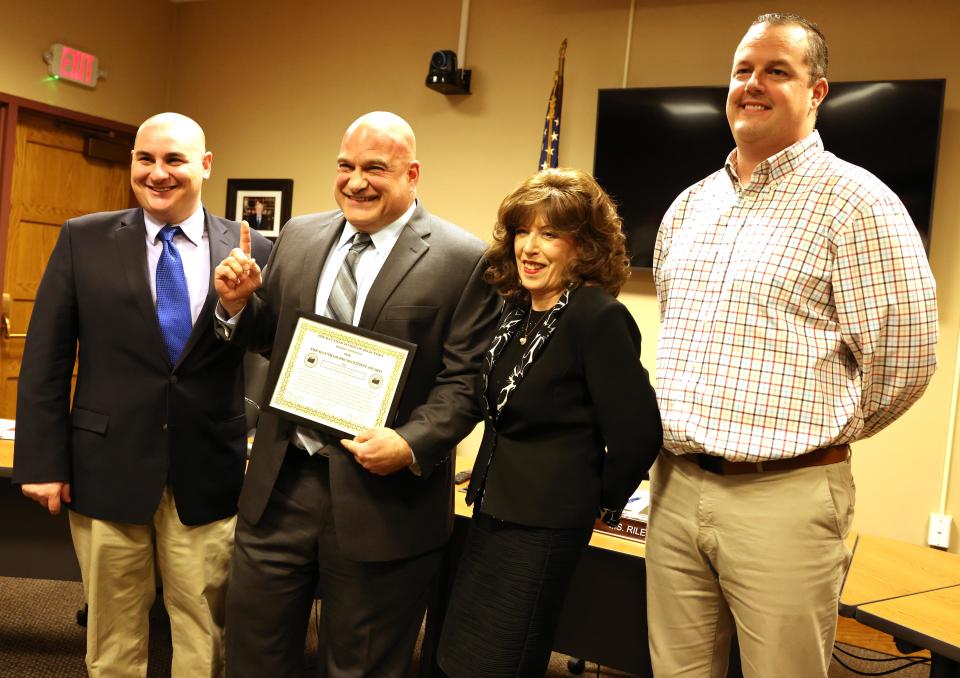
647, 13, 938, 677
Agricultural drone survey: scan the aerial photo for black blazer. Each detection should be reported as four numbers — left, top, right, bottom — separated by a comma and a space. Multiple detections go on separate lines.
466, 286, 662, 529
228, 204, 499, 562
13, 208, 272, 526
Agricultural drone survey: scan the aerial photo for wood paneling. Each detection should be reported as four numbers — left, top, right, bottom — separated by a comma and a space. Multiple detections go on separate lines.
0, 111, 132, 418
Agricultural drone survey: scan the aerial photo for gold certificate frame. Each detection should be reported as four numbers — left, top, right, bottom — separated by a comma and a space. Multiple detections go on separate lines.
265, 312, 416, 440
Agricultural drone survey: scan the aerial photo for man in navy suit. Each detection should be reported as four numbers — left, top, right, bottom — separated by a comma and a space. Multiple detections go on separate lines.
245, 199, 268, 230
14, 112, 271, 677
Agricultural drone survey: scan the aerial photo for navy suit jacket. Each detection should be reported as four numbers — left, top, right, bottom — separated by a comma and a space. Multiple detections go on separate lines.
13, 208, 272, 526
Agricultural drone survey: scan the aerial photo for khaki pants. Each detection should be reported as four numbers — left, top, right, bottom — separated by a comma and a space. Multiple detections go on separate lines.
69, 488, 236, 678
645, 451, 854, 678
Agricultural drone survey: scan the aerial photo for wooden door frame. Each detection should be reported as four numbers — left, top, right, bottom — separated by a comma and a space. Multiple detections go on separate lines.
0, 92, 138, 300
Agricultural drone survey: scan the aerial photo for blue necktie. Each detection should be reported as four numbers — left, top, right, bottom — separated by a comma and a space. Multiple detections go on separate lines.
156, 225, 193, 364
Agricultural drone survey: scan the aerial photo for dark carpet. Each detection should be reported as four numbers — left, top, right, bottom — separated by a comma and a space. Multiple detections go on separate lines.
0, 577, 930, 677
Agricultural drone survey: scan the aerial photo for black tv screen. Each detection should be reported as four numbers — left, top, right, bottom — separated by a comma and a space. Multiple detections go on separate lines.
593, 80, 945, 269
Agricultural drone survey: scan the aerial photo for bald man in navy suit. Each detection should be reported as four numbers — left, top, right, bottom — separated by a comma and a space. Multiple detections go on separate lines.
14, 112, 271, 677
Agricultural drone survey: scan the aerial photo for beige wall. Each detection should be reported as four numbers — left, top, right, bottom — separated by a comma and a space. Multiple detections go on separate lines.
1, 0, 957, 551
0, 0, 175, 123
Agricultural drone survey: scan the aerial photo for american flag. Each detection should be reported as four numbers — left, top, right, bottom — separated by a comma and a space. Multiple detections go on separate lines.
539, 39, 567, 170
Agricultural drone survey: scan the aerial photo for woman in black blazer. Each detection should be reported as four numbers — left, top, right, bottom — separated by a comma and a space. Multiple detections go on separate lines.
438, 168, 662, 677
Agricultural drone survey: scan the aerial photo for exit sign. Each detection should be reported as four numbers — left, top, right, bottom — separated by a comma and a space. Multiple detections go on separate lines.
45, 43, 101, 88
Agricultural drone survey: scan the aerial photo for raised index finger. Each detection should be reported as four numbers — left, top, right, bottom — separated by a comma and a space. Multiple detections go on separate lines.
240, 220, 251, 257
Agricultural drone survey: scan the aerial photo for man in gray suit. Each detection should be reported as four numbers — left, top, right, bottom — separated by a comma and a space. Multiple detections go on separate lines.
215, 111, 498, 677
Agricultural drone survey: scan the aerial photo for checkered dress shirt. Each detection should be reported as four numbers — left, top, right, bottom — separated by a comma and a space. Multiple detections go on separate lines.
653, 131, 938, 462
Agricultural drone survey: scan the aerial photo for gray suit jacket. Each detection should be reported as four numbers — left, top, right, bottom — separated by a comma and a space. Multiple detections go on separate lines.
231, 204, 498, 561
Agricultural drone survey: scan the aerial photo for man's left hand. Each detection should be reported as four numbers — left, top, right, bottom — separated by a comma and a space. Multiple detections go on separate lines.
341, 427, 413, 476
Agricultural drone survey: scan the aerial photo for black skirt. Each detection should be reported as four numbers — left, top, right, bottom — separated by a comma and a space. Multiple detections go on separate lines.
438, 512, 592, 677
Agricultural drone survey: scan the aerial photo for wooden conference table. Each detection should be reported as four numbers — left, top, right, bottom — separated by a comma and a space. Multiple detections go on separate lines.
0, 438, 12, 474
840, 533, 960, 677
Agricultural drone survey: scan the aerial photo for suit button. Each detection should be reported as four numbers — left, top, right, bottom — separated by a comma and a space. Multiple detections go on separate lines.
170, 376, 178, 384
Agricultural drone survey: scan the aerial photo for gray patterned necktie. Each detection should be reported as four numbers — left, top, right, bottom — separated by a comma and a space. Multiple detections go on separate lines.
296, 231, 374, 455
324, 232, 372, 324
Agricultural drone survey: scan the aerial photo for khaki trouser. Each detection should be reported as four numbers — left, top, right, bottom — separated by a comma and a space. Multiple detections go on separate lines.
645, 451, 855, 678
69, 488, 236, 678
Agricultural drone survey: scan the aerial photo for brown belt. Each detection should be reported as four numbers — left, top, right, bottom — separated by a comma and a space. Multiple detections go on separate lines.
693, 444, 849, 475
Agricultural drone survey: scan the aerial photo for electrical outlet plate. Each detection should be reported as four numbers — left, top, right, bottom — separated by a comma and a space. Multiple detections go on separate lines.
927, 513, 952, 549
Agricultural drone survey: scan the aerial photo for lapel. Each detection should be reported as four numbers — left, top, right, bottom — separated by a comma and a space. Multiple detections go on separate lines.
114, 208, 170, 363
299, 214, 343, 313
174, 209, 231, 368
478, 305, 524, 421
486, 287, 573, 419
358, 204, 430, 329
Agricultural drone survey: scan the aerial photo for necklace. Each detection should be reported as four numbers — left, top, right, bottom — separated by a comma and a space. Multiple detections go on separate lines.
519, 308, 548, 346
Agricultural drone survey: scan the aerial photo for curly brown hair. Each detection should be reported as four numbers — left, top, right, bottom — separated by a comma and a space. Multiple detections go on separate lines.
484, 168, 630, 304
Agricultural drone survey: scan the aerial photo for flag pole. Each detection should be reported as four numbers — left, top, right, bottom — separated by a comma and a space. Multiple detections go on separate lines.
538, 39, 568, 170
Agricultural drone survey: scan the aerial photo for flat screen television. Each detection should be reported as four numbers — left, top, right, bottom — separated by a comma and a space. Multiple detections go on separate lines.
592, 79, 945, 269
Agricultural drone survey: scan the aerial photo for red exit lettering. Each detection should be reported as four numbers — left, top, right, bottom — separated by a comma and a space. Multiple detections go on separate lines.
60, 46, 94, 85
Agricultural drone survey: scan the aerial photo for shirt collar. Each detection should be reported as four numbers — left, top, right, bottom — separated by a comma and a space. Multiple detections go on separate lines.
725, 130, 824, 189
338, 200, 417, 252
144, 205, 206, 246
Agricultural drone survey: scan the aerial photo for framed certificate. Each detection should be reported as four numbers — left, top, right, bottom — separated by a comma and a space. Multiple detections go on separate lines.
265, 312, 417, 439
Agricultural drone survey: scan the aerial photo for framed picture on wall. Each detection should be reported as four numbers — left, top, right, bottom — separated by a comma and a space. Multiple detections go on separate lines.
225, 178, 294, 238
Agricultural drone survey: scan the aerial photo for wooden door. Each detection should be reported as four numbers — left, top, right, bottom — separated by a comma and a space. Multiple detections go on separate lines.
0, 111, 132, 418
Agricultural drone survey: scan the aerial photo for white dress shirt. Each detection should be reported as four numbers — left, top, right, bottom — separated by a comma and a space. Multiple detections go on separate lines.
313, 205, 411, 325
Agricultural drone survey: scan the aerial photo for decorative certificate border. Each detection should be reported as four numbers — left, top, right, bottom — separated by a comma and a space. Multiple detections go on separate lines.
265, 312, 416, 440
